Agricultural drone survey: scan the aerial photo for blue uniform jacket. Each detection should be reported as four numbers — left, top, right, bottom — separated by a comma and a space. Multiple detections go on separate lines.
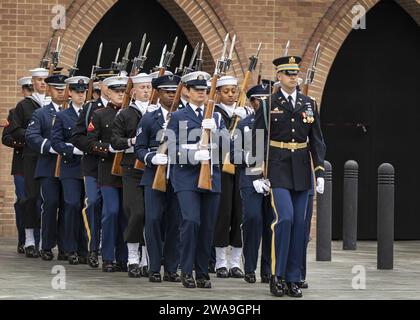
166, 103, 227, 193
230, 114, 264, 190
25, 103, 59, 179
135, 106, 170, 187
51, 103, 82, 180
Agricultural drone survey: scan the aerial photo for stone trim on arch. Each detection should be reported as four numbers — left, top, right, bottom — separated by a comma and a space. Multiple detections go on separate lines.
301, 0, 419, 104
52, 0, 247, 79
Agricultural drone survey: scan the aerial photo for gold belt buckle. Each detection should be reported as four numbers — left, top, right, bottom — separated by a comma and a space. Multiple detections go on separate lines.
288, 142, 298, 150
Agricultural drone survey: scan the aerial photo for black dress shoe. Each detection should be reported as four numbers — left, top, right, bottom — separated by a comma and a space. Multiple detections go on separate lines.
270, 276, 286, 297
216, 267, 229, 278
244, 272, 256, 284
57, 251, 68, 261
128, 264, 141, 278
68, 253, 79, 265
196, 276, 212, 289
208, 262, 216, 274
115, 261, 128, 272
17, 245, 25, 254
25, 246, 40, 258
181, 273, 196, 288
163, 272, 181, 282
261, 274, 270, 284
140, 266, 149, 277
149, 272, 162, 283
78, 255, 88, 264
41, 250, 54, 261
297, 280, 309, 289
102, 261, 115, 272
286, 282, 303, 298
88, 252, 99, 268
229, 267, 245, 278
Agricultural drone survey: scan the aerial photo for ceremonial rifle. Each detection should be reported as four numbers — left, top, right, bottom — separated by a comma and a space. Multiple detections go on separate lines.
86, 42, 103, 101
152, 43, 200, 192
54, 45, 81, 178
133, 37, 178, 170
301, 43, 320, 96
112, 37, 151, 176
197, 33, 232, 190
222, 42, 262, 175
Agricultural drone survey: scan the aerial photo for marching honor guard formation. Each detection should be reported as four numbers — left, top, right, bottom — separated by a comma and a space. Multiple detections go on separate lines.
1, 32, 325, 298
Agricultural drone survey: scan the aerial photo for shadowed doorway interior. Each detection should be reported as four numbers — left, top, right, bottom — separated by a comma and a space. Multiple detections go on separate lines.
321, 0, 420, 240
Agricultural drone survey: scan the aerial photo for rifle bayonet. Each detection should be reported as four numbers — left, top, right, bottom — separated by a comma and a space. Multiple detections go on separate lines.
305, 42, 321, 85
111, 47, 121, 70
175, 45, 187, 75
164, 36, 178, 68
120, 42, 132, 72
284, 40, 290, 56
40, 38, 52, 69
248, 42, 262, 72
68, 45, 81, 77
217, 34, 229, 75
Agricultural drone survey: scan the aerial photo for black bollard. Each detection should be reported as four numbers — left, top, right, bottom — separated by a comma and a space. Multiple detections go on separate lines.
343, 160, 358, 250
316, 161, 332, 261
377, 163, 394, 270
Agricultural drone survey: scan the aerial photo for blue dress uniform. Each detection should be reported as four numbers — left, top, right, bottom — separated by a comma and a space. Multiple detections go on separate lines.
166, 74, 227, 288
230, 84, 274, 284
254, 56, 326, 297
51, 78, 89, 265
71, 68, 117, 267
135, 75, 181, 282
25, 97, 66, 260
87, 75, 128, 272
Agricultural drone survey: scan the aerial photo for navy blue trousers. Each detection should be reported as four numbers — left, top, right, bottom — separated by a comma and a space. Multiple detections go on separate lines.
83, 176, 102, 252
176, 191, 220, 278
240, 187, 272, 274
39, 177, 63, 251
100, 187, 127, 263
144, 183, 180, 273
61, 178, 86, 254
270, 188, 309, 282
302, 190, 314, 281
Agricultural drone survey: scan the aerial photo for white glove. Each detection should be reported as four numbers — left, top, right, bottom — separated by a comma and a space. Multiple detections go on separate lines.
147, 104, 159, 113
72, 147, 84, 156
162, 120, 169, 130
316, 177, 325, 194
233, 107, 247, 119
109, 145, 123, 153
253, 179, 271, 194
151, 153, 168, 165
202, 118, 217, 131
194, 150, 211, 161
128, 137, 136, 147
245, 106, 255, 115
49, 147, 58, 154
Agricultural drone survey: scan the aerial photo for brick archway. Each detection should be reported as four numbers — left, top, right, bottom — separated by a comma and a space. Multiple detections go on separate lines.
301, 0, 419, 103
56, 0, 247, 78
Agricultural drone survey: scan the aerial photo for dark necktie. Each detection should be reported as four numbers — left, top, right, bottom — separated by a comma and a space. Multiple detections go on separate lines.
196, 107, 203, 121
58, 106, 63, 112
288, 96, 294, 109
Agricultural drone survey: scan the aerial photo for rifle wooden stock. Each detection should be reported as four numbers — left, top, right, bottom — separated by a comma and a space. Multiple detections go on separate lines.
86, 79, 94, 102
54, 85, 70, 178
197, 75, 218, 190
301, 84, 309, 96
151, 82, 183, 192
222, 70, 252, 175
111, 78, 134, 176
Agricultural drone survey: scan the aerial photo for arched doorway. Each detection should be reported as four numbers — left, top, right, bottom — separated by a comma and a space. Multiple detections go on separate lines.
78, 0, 194, 75
321, 0, 420, 240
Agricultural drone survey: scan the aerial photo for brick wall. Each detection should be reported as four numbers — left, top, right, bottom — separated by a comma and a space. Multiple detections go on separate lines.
1, 0, 418, 237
